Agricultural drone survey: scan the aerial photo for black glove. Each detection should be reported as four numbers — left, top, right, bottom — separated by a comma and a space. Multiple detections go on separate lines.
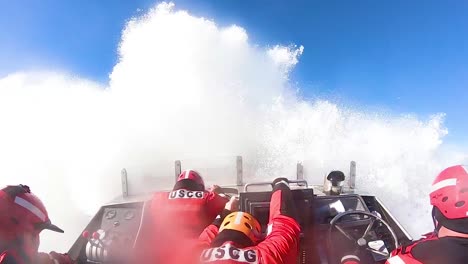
212, 209, 233, 227
271, 177, 289, 191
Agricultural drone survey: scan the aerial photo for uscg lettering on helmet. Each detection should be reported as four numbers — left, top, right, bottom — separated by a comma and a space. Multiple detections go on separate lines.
168, 190, 204, 199
214, 247, 225, 259
200, 248, 214, 262
200, 243, 258, 263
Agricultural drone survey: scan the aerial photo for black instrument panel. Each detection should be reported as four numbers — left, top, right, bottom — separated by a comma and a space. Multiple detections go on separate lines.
313, 195, 370, 225
239, 189, 315, 233
239, 191, 376, 264
240, 190, 371, 230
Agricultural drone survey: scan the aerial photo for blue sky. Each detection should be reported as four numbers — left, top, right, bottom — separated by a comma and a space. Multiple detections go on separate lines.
1, 0, 467, 144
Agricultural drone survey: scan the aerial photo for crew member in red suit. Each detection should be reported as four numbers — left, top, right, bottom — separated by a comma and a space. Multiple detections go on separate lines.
339, 165, 468, 264
384, 165, 468, 264
198, 178, 301, 264
344, 165, 468, 264
0, 184, 73, 264
142, 169, 228, 263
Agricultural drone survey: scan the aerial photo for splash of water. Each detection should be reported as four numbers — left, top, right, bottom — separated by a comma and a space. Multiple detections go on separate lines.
0, 2, 466, 252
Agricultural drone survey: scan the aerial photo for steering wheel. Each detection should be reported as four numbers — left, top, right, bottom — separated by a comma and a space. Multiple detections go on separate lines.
328, 211, 399, 261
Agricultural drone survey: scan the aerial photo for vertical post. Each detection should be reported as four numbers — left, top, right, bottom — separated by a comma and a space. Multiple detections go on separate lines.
175, 160, 182, 182
236, 156, 243, 186
121, 168, 128, 197
349, 161, 356, 189
297, 162, 304, 180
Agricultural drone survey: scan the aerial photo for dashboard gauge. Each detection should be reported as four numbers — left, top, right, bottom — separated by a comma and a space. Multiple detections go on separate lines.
105, 209, 117, 219
124, 210, 135, 220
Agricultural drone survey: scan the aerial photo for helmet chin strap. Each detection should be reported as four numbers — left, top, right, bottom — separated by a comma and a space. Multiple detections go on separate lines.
431, 207, 441, 235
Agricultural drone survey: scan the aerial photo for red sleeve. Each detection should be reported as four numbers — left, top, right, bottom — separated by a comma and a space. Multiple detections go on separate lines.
255, 187, 301, 264
199, 224, 219, 246
384, 235, 437, 264
256, 215, 301, 264
269, 182, 298, 220
205, 192, 229, 219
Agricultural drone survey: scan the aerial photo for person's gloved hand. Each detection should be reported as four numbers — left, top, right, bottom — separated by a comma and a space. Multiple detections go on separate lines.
271, 177, 289, 190
272, 177, 289, 187
224, 196, 239, 211
209, 184, 222, 194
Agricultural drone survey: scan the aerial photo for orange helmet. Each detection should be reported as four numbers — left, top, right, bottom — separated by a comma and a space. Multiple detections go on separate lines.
219, 212, 262, 243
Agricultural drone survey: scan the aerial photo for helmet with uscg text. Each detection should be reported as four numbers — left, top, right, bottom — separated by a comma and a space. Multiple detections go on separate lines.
430, 165, 468, 233
177, 170, 205, 190
219, 212, 262, 244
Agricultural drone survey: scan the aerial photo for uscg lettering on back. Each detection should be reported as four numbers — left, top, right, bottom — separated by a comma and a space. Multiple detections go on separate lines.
168, 189, 204, 199
200, 243, 258, 263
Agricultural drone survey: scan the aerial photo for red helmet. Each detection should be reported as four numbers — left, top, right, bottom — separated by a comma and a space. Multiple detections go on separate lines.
430, 165, 468, 219
0, 185, 64, 238
177, 170, 205, 189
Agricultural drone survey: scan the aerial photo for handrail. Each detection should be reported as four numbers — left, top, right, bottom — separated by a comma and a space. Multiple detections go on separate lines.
244, 179, 308, 192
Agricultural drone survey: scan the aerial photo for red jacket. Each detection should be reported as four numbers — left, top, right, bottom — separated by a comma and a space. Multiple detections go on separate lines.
198, 183, 301, 264
151, 189, 228, 237
385, 232, 468, 264
137, 188, 227, 263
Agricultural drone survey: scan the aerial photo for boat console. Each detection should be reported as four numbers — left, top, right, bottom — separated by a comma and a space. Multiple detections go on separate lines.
69, 182, 411, 264
239, 183, 403, 264
68, 159, 412, 264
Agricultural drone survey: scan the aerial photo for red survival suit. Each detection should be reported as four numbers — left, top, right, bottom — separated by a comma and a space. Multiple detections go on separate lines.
386, 165, 468, 264
139, 180, 228, 263
199, 180, 301, 264
385, 232, 468, 264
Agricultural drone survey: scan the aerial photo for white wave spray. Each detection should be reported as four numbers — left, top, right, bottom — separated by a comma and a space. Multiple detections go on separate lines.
0, 2, 466, 252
